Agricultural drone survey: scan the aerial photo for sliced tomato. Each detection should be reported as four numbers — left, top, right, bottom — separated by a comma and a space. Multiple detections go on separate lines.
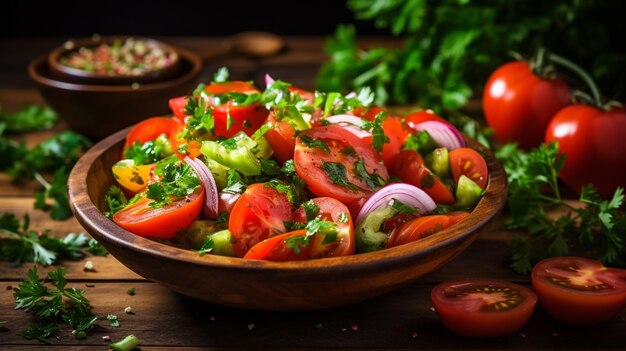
204, 81, 269, 138
292, 197, 355, 258
243, 230, 311, 261
350, 106, 388, 121
169, 120, 202, 159
392, 150, 455, 204
264, 112, 297, 164
389, 215, 451, 247
449, 148, 489, 189
294, 125, 389, 204
124, 117, 178, 150
228, 183, 293, 257
531, 256, 626, 325
168, 96, 188, 122
404, 110, 449, 132
113, 188, 204, 239
431, 279, 537, 337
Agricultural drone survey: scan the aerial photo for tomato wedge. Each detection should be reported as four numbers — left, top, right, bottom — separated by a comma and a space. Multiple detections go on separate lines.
244, 230, 311, 261
228, 183, 292, 257
392, 150, 455, 204
113, 188, 204, 239
264, 112, 297, 164
531, 256, 626, 325
292, 197, 355, 258
294, 125, 388, 204
204, 81, 269, 138
169, 120, 202, 159
168, 96, 188, 122
449, 148, 488, 189
124, 117, 178, 150
431, 279, 537, 337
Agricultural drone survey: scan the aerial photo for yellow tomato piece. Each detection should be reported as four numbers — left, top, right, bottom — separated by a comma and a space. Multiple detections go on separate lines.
112, 159, 152, 193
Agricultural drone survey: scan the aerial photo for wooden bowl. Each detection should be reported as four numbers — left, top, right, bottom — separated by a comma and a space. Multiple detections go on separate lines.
68, 129, 507, 310
29, 47, 202, 141
48, 36, 183, 85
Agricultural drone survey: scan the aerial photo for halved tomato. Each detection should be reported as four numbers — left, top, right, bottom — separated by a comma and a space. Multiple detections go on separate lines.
228, 183, 293, 257
431, 279, 537, 337
294, 125, 388, 204
449, 148, 488, 189
532, 256, 626, 325
113, 187, 204, 239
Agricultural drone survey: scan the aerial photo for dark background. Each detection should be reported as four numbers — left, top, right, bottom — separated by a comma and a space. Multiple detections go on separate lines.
1, 0, 385, 37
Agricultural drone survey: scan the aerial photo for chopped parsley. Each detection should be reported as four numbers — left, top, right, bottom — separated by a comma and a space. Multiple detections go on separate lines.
104, 185, 127, 218
341, 146, 356, 157
217, 137, 238, 150
353, 158, 386, 190
321, 162, 359, 191
302, 200, 320, 221
338, 212, 349, 223
361, 111, 388, 152
213, 67, 229, 83
300, 134, 330, 153
13, 267, 99, 341
123, 134, 173, 165
391, 199, 419, 215
146, 163, 200, 209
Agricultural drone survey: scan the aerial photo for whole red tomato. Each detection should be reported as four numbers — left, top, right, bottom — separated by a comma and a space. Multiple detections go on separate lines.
545, 105, 626, 198
483, 61, 571, 150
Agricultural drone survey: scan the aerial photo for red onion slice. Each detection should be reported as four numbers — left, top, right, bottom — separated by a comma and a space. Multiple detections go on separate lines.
184, 157, 219, 218
324, 114, 371, 138
265, 73, 275, 87
355, 183, 436, 225
413, 120, 465, 150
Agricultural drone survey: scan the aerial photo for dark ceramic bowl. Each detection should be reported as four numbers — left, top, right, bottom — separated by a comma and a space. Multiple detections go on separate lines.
29, 47, 202, 140
68, 127, 508, 311
48, 36, 183, 85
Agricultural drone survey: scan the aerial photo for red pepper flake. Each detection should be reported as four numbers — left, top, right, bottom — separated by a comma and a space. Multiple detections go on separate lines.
351, 324, 359, 331
341, 327, 347, 332
209, 315, 216, 321
5, 285, 12, 290
411, 331, 418, 338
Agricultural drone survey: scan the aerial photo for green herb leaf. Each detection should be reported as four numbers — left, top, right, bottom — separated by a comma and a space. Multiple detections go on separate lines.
321, 162, 360, 191
353, 158, 386, 190
299, 134, 330, 153
0, 105, 57, 133
213, 67, 229, 83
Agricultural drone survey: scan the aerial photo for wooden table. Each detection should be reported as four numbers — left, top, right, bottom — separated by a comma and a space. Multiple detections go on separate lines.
1, 36, 624, 351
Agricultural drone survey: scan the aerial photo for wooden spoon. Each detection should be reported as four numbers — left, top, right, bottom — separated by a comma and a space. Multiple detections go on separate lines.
201, 31, 285, 63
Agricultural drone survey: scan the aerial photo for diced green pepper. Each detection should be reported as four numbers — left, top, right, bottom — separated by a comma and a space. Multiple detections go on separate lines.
355, 206, 397, 253
426, 147, 450, 179
454, 175, 483, 210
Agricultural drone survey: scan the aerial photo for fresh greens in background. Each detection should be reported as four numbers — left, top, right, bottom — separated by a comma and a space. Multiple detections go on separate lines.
318, 0, 625, 112
0, 212, 107, 266
0, 106, 92, 220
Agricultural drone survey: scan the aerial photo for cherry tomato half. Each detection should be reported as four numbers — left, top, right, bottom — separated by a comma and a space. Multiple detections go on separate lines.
431, 279, 537, 338
531, 256, 626, 325
449, 148, 489, 189
294, 125, 388, 204
113, 188, 204, 239
228, 183, 293, 257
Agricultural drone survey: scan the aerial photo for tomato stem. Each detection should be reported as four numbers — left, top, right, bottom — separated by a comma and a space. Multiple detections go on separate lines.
548, 53, 602, 107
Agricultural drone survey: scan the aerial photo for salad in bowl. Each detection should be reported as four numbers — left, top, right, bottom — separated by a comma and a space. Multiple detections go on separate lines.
104, 67, 489, 261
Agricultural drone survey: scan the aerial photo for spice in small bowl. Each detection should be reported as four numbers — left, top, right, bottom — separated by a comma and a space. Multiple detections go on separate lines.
48, 36, 183, 85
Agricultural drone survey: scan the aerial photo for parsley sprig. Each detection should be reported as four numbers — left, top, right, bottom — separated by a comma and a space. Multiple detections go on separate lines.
497, 143, 626, 273
13, 267, 99, 341
146, 162, 200, 209
0, 212, 107, 266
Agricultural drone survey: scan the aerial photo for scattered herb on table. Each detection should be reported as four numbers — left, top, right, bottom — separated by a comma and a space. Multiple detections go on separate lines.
0, 212, 107, 266
0, 126, 92, 220
0, 105, 57, 133
127, 287, 136, 296
13, 267, 99, 341
496, 142, 626, 274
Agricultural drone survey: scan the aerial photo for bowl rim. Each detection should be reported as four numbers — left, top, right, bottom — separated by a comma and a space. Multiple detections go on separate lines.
48, 36, 181, 82
68, 127, 508, 272
29, 46, 202, 92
